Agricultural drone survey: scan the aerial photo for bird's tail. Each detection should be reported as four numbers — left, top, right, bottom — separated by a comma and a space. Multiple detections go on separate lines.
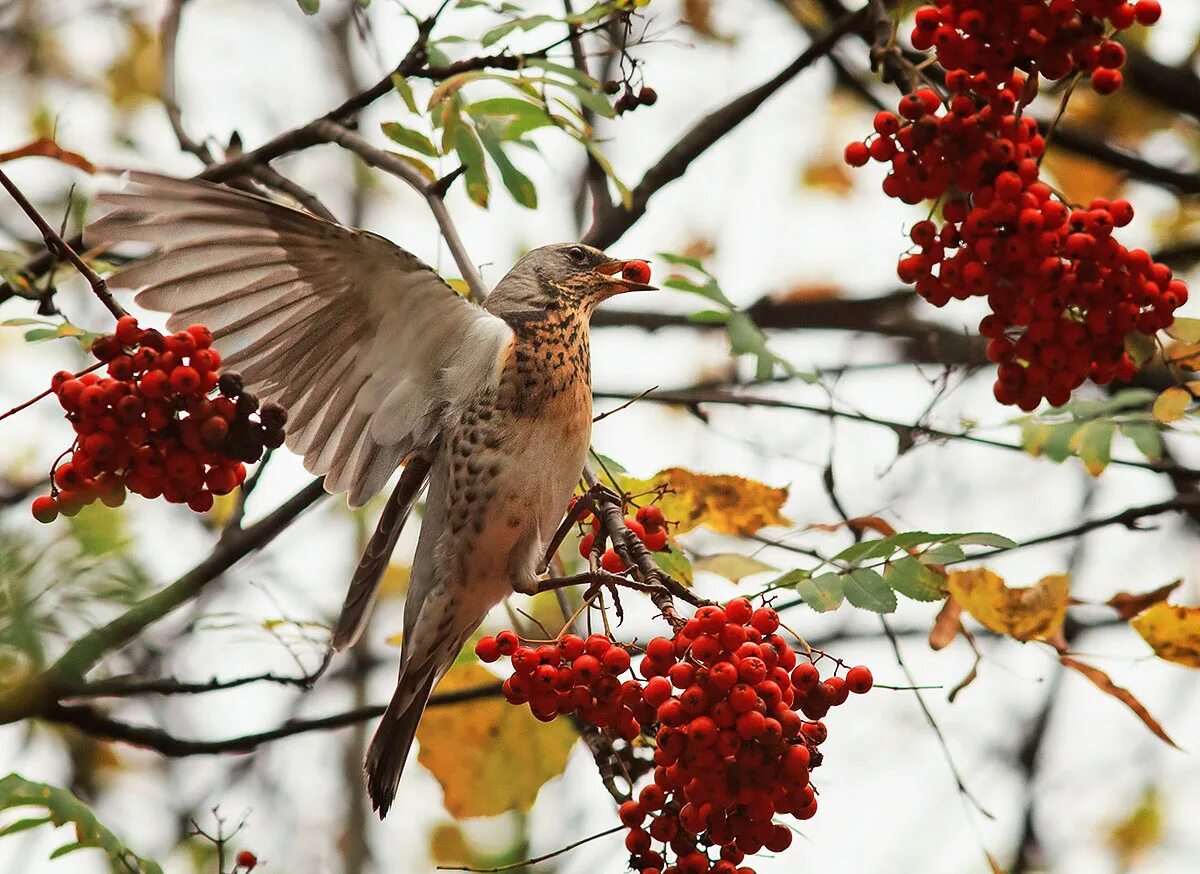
364, 661, 439, 818
332, 453, 433, 651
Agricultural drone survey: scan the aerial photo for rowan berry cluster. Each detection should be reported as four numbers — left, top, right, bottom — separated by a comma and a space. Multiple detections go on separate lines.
910, 0, 1162, 95
844, 0, 1182, 410
577, 502, 670, 574
481, 598, 873, 874
30, 316, 286, 523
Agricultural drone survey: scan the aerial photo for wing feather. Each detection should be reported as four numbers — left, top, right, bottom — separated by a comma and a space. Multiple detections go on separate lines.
86, 172, 512, 506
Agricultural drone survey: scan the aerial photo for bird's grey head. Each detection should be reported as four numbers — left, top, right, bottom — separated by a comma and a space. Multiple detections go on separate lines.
483, 242, 655, 321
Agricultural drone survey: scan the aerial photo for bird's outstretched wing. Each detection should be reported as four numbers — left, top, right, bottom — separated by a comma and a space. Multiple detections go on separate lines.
86, 172, 512, 507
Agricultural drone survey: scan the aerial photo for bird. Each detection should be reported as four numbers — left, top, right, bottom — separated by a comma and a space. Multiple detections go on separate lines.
84, 171, 656, 817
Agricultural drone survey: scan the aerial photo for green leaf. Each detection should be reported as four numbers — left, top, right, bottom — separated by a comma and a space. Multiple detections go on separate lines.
844, 568, 897, 613
794, 572, 844, 612
942, 532, 1017, 549
1069, 420, 1115, 476
1042, 422, 1080, 463
663, 277, 735, 309
591, 452, 628, 475
380, 121, 439, 156
1125, 331, 1157, 367
453, 124, 490, 208
428, 72, 488, 110
1166, 317, 1200, 343
919, 543, 965, 565
295, 0, 319, 12
654, 546, 693, 587
1122, 422, 1164, 461
693, 553, 776, 583
0, 774, 163, 874
465, 97, 553, 139
579, 139, 631, 208
687, 309, 730, 325
557, 82, 615, 119
1, 318, 51, 327
480, 14, 557, 47
477, 125, 537, 208
0, 816, 52, 837
390, 73, 418, 113
885, 556, 947, 602
386, 152, 437, 184
23, 328, 57, 342
524, 58, 599, 88
726, 312, 794, 381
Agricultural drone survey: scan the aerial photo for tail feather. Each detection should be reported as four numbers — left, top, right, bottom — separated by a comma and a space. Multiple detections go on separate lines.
332, 452, 433, 651
364, 668, 438, 818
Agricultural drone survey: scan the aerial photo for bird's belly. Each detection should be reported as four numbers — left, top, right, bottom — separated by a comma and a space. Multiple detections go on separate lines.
453, 411, 590, 590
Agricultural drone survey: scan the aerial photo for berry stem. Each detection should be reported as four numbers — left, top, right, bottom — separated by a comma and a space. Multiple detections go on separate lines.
0, 361, 103, 425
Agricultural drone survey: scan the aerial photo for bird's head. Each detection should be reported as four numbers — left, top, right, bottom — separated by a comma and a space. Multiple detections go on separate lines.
484, 242, 655, 321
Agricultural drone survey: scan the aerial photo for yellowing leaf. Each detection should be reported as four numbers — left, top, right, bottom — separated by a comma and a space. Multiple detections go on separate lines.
105, 21, 161, 109
1164, 340, 1200, 370
616, 468, 790, 536
416, 664, 576, 818
692, 553, 776, 583
1131, 603, 1200, 668
947, 569, 1068, 642
1105, 580, 1182, 621
378, 564, 411, 599
1108, 787, 1163, 867
1152, 387, 1191, 423
429, 822, 471, 866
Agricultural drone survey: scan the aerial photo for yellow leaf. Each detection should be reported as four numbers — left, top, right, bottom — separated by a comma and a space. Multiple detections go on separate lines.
1108, 787, 1163, 866
616, 467, 790, 536
207, 491, 238, 527
1131, 603, 1200, 668
1152, 386, 1191, 423
105, 21, 161, 109
378, 564, 411, 599
692, 553, 776, 583
429, 822, 471, 866
947, 569, 1068, 642
416, 663, 577, 818
1164, 340, 1200, 370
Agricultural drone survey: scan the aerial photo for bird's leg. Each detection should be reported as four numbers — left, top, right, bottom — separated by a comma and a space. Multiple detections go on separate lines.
533, 570, 658, 625
536, 481, 622, 574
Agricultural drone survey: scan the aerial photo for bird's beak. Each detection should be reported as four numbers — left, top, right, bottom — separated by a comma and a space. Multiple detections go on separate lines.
592, 259, 657, 293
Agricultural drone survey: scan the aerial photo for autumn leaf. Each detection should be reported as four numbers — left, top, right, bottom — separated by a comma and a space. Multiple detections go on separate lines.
1152, 386, 1190, 423
681, 0, 734, 43
1108, 787, 1163, 867
1105, 580, 1182, 621
692, 553, 776, 583
415, 664, 577, 818
929, 598, 963, 651
1060, 656, 1178, 748
105, 21, 161, 109
0, 137, 95, 173
1130, 603, 1200, 668
947, 569, 1068, 642
616, 468, 790, 536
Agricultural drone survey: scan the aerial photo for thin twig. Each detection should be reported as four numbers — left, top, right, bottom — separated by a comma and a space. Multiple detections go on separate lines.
0, 167, 126, 318
436, 824, 624, 872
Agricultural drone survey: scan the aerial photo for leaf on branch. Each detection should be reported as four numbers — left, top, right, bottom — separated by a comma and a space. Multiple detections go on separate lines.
1059, 656, 1179, 748
0, 138, 95, 173
693, 553, 775, 583
615, 467, 790, 536
1105, 580, 1182, 621
380, 122, 439, 157
453, 124, 491, 208
1130, 603, 1200, 668
843, 568, 897, 613
477, 124, 538, 208
654, 546, 694, 587
415, 664, 576, 818
929, 597, 963, 650
1165, 317, 1200, 343
947, 569, 1068, 642
105, 21, 161, 109
1152, 387, 1191, 423
884, 556, 947, 602
1068, 420, 1114, 476
0, 774, 163, 873
794, 572, 844, 612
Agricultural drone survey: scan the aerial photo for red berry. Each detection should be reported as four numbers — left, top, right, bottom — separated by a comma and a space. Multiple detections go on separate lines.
622, 260, 652, 285
578, 532, 596, 558
642, 528, 668, 551
31, 495, 58, 523
602, 646, 631, 675
600, 548, 626, 573
636, 504, 665, 530
474, 636, 501, 662
623, 516, 647, 541
1135, 1, 1161, 25
843, 141, 869, 167
846, 664, 874, 693
235, 850, 257, 870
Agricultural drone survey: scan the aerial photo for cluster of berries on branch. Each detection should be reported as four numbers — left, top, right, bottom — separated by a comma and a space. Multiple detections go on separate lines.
477, 598, 874, 874
576, 500, 671, 574
844, 0, 1183, 410
30, 316, 286, 523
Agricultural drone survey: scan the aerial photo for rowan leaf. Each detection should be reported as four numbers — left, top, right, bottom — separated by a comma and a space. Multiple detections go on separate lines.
1152, 387, 1191, 423
0, 774, 163, 873
1165, 317, 1200, 343
654, 546, 694, 587
1060, 656, 1178, 748
616, 468, 790, 536
1069, 420, 1114, 476
947, 569, 1068, 642
794, 572, 844, 612
1130, 603, 1200, 668
843, 568, 897, 613
1105, 580, 1181, 621
885, 556, 947, 602
380, 121, 439, 157
415, 664, 576, 817
929, 598, 963, 650
692, 553, 776, 583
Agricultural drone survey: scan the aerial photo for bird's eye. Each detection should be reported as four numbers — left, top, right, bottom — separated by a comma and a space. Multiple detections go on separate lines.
566, 246, 586, 264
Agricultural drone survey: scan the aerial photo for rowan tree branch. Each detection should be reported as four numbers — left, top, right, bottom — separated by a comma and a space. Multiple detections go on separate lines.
583, 8, 865, 249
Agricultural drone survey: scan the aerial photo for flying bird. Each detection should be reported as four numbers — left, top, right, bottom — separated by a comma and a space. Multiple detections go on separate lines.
86, 173, 655, 816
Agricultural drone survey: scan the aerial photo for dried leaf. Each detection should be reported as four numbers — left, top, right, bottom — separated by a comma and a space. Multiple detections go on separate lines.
1130, 603, 1200, 668
1105, 580, 1182, 621
0, 138, 95, 173
681, 0, 735, 43
1060, 656, 1178, 748
929, 597, 963, 650
415, 664, 577, 817
947, 569, 1068, 642
615, 468, 790, 536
